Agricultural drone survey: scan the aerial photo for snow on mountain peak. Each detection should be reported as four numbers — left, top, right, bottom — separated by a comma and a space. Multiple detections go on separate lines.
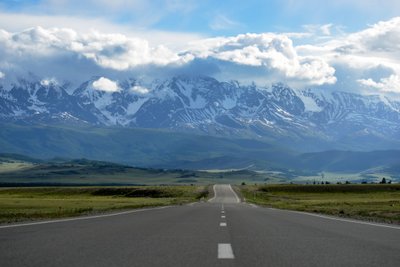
1, 74, 399, 150
40, 78, 58, 87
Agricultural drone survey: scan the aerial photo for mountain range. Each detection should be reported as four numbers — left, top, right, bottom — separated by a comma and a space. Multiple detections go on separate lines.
1, 75, 400, 180
1, 75, 400, 152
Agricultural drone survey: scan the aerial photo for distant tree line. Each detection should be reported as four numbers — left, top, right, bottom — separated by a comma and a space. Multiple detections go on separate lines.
304, 177, 393, 185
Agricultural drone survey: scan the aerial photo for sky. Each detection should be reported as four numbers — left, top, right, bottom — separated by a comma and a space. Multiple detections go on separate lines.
0, 0, 400, 95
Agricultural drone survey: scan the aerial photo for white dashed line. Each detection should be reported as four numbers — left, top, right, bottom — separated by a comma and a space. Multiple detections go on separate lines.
218, 243, 234, 259
220, 222, 227, 227
221, 210, 225, 214
221, 215, 226, 218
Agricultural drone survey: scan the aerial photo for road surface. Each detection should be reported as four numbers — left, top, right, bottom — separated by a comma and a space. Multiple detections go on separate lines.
1, 184, 399, 266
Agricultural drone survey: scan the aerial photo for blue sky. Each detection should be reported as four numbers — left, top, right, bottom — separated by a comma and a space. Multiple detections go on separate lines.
1, 0, 399, 36
0, 0, 400, 94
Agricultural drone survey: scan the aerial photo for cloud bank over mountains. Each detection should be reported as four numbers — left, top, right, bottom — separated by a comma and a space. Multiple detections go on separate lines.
0, 17, 400, 94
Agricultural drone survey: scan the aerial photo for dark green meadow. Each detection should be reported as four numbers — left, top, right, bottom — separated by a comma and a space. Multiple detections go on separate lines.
240, 184, 400, 224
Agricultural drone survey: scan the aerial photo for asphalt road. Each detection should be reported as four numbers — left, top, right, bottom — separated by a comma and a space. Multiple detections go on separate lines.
1, 184, 399, 267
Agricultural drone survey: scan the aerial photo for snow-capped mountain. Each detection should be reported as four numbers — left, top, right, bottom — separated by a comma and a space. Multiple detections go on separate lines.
0, 75, 100, 124
1, 75, 399, 151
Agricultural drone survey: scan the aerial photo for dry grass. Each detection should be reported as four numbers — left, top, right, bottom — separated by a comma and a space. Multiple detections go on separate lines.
0, 186, 208, 224
240, 184, 400, 224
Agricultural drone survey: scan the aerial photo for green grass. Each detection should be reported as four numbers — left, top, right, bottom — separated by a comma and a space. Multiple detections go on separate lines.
0, 157, 283, 185
240, 184, 400, 224
0, 186, 209, 224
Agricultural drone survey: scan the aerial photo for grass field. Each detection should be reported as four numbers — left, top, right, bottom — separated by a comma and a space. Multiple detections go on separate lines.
291, 171, 398, 184
0, 186, 209, 224
0, 157, 283, 185
239, 184, 400, 224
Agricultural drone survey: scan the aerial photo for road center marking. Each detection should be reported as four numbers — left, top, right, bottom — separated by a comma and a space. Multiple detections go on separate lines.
218, 243, 234, 259
221, 215, 225, 218
220, 222, 227, 227
221, 210, 225, 214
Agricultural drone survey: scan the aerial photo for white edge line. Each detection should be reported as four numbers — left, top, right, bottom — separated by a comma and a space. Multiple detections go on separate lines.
208, 184, 217, 202
270, 208, 400, 230
228, 184, 240, 203
0, 206, 171, 229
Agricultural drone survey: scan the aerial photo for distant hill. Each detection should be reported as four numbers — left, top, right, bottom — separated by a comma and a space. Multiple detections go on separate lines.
1, 124, 399, 180
294, 150, 400, 172
0, 154, 281, 186
0, 153, 43, 163
0, 123, 293, 170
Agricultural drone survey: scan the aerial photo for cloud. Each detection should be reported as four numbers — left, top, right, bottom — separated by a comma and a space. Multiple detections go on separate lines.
0, 71, 4, 79
209, 14, 241, 31
92, 77, 120, 92
358, 75, 400, 93
296, 17, 400, 94
303, 24, 334, 36
0, 11, 204, 48
131, 85, 150, 94
0, 26, 337, 87
186, 33, 336, 85
0, 26, 185, 70
1, 16, 400, 94
0, 0, 199, 30
345, 17, 400, 54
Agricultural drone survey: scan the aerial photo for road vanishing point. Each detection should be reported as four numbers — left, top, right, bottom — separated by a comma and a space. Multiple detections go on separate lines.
1, 184, 399, 266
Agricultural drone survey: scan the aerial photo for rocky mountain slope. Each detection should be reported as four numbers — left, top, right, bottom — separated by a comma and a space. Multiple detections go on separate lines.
1, 75, 399, 151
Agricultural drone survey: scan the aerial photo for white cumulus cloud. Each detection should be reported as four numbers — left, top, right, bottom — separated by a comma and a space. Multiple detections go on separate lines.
0, 71, 4, 79
297, 17, 400, 94
187, 33, 336, 85
0, 27, 337, 87
131, 85, 150, 94
2, 16, 400, 94
0, 27, 183, 70
358, 75, 400, 93
92, 77, 120, 92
